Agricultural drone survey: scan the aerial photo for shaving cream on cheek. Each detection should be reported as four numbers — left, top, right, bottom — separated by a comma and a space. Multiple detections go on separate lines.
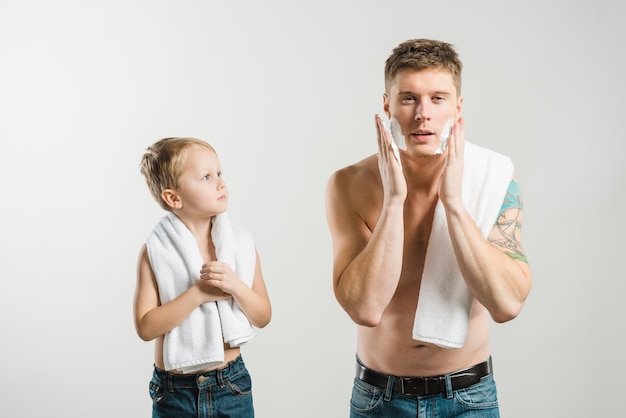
389, 117, 405, 150
382, 116, 404, 168
433, 117, 455, 155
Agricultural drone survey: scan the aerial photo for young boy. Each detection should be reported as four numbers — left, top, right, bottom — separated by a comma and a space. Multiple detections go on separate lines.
135, 137, 271, 417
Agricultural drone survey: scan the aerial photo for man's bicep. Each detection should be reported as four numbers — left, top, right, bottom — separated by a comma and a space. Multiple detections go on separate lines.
325, 178, 371, 285
487, 177, 529, 264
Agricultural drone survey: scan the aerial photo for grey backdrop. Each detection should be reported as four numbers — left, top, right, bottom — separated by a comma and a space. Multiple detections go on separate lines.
1, 1, 624, 417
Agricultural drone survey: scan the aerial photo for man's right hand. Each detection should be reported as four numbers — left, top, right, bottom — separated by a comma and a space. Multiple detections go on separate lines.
375, 114, 407, 206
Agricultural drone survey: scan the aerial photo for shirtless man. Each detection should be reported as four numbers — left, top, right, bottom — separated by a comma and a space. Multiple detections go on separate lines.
325, 39, 531, 417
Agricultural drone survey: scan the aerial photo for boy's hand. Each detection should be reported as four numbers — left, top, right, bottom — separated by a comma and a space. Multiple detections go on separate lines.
194, 278, 231, 303
200, 261, 242, 295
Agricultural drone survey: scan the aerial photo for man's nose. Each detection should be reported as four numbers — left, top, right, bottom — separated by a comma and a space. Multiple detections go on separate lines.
415, 101, 430, 121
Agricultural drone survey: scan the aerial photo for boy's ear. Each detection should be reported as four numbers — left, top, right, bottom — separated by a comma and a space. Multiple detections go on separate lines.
161, 189, 182, 210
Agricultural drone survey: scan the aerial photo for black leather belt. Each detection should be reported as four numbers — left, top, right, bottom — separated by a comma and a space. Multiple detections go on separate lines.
355, 357, 493, 396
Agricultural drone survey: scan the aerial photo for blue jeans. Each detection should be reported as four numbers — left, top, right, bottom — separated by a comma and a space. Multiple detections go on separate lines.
149, 355, 254, 418
350, 359, 500, 417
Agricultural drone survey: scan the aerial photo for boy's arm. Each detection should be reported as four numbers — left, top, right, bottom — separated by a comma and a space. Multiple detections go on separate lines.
133, 244, 229, 341
201, 249, 272, 328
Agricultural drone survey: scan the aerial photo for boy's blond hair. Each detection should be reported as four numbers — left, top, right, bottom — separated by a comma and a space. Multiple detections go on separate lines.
384, 39, 463, 95
140, 137, 216, 211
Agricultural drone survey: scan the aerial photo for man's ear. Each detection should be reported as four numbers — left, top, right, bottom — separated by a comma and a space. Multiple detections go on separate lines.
161, 189, 182, 210
382, 93, 391, 118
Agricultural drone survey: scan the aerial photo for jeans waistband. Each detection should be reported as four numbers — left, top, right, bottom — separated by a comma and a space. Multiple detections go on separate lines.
154, 355, 246, 389
356, 356, 493, 396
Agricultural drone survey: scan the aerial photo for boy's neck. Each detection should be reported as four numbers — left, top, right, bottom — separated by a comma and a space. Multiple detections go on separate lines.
172, 211, 214, 242
172, 211, 216, 261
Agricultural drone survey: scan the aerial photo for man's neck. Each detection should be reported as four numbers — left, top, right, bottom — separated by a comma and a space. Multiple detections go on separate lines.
401, 152, 446, 192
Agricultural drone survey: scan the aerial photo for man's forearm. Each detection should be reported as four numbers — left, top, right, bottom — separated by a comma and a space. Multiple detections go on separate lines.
336, 204, 405, 326
446, 206, 531, 323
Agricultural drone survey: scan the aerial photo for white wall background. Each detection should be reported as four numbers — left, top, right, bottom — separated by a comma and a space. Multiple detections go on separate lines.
1, 0, 624, 416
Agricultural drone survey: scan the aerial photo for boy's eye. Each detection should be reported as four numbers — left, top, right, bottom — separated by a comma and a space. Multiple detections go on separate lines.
202, 175, 210, 180
217, 172, 222, 177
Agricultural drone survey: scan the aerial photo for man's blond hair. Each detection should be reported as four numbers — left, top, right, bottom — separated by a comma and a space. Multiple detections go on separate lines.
384, 39, 463, 95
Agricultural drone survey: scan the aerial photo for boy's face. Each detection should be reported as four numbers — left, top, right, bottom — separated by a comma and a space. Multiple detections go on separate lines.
173, 145, 228, 217
384, 68, 463, 157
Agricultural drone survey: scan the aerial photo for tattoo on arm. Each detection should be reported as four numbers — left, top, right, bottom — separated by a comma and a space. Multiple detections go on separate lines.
493, 179, 529, 264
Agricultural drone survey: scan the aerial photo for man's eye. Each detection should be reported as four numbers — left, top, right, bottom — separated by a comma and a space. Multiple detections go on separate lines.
401, 96, 415, 103
433, 96, 444, 101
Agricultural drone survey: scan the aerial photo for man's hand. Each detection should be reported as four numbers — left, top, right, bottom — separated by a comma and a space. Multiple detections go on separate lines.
439, 116, 465, 209
375, 114, 407, 206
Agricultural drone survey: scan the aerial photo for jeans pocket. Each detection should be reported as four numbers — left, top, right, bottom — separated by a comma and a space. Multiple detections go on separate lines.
350, 378, 384, 414
453, 375, 499, 409
149, 377, 168, 405
225, 369, 253, 396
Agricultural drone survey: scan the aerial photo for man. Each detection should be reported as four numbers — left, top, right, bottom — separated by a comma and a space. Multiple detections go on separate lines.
325, 39, 531, 417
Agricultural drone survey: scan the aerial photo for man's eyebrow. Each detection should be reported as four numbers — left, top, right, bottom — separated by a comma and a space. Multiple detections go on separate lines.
397, 89, 452, 96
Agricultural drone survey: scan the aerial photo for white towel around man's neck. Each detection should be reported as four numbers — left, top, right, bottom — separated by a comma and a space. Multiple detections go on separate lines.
146, 211, 256, 373
412, 142, 513, 349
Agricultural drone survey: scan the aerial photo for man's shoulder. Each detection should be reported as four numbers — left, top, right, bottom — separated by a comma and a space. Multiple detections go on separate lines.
328, 154, 378, 186
326, 155, 381, 210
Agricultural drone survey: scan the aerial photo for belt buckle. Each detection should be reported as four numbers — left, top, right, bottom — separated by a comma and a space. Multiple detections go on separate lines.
399, 377, 409, 395
400, 377, 426, 395
402, 376, 441, 395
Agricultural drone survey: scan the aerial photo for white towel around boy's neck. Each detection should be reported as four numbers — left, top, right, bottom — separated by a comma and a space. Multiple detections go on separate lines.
146, 211, 256, 373
412, 142, 513, 349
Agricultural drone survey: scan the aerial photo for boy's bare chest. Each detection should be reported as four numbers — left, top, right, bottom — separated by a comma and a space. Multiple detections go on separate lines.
195, 237, 217, 264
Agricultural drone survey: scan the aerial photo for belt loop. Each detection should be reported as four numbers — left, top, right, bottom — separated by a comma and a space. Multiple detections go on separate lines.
166, 371, 173, 393
384, 375, 394, 401
217, 368, 225, 388
444, 374, 453, 399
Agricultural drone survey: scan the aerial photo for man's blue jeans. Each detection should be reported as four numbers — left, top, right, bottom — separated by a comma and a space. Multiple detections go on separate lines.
149, 355, 254, 418
350, 359, 500, 417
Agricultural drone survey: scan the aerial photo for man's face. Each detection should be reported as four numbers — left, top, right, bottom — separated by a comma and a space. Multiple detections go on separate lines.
384, 68, 463, 157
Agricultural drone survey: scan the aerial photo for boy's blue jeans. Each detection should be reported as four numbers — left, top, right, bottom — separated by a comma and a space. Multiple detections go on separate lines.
149, 355, 254, 418
350, 357, 500, 417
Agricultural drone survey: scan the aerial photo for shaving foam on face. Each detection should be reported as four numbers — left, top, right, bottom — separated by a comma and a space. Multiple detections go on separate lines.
433, 117, 455, 155
382, 116, 405, 168
388, 117, 405, 150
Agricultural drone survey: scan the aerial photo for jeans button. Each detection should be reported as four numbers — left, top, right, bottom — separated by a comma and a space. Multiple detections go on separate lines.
197, 375, 209, 384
